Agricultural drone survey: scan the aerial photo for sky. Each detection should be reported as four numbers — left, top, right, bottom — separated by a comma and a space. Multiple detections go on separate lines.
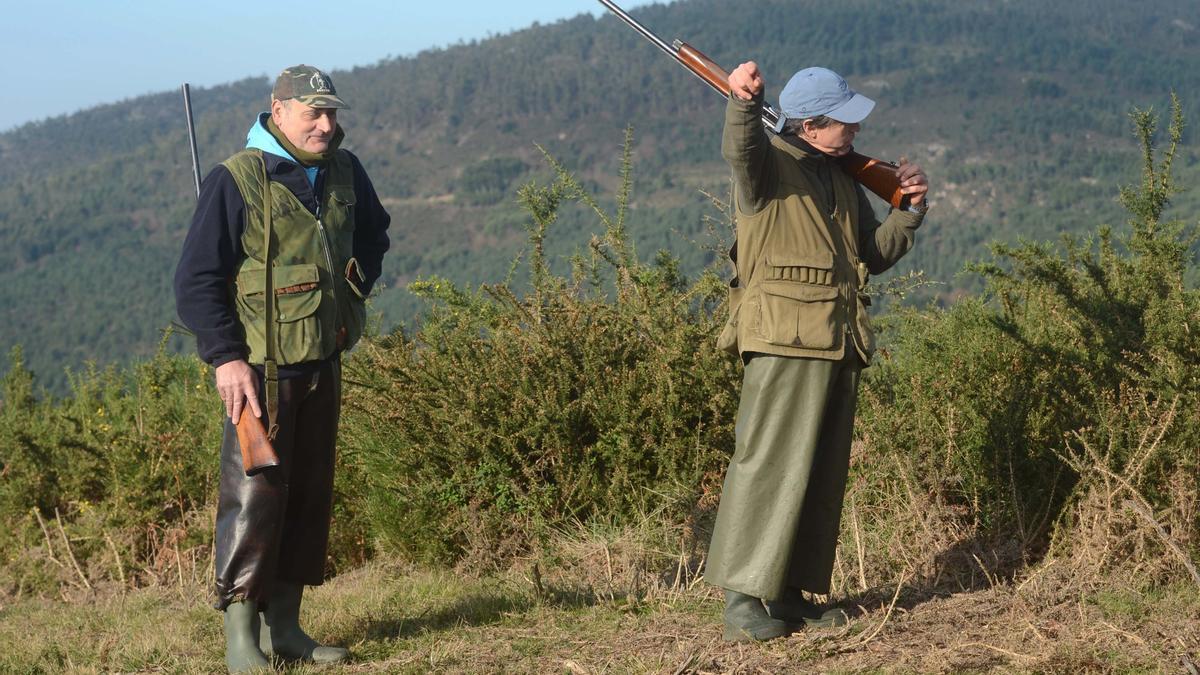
3, 0, 652, 133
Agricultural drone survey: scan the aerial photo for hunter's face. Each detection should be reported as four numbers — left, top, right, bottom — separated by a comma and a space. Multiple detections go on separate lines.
272, 99, 337, 153
806, 120, 860, 157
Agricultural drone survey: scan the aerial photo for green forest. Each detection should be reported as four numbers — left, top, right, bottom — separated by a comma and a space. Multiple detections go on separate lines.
0, 0, 1197, 392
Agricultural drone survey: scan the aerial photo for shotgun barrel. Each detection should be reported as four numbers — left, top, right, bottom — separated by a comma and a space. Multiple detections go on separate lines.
181, 84, 202, 199
596, 0, 908, 208
181, 82, 281, 475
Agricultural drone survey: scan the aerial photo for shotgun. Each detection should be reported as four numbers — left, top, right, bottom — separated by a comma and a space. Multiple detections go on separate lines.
233, 409, 279, 476
181, 83, 280, 476
596, 0, 909, 209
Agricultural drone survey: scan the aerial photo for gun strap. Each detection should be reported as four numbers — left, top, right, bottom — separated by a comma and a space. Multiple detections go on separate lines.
258, 151, 280, 441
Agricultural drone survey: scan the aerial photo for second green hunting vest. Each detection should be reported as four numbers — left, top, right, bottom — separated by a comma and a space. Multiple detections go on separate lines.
223, 149, 367, 365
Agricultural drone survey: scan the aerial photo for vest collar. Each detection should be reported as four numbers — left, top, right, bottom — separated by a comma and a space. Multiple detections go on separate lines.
773, 132, 832, 165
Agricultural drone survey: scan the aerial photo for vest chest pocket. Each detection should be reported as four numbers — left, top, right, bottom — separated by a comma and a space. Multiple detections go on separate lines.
753, 254, 839, 350
325, 189, 356, 235
236, 263, 326, 364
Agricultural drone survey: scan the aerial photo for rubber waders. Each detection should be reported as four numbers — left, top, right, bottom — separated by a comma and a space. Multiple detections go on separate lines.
722, 589, 790, 642
259, 581, 350, 664
224, 600, 270, 672
765, 588, 849, 628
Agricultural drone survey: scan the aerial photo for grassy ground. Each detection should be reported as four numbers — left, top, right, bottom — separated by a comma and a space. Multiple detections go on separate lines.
2, 556, 1197, 674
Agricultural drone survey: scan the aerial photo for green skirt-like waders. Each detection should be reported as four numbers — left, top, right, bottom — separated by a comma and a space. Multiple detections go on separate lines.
705, 348, 862, 600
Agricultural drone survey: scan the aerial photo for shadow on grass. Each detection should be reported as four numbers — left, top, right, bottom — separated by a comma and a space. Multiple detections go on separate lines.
349, 582, 603, 643
836, 534, 1034, 619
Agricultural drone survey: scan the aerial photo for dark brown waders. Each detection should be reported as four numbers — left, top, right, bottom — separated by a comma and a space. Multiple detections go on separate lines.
213, 359, 340, 610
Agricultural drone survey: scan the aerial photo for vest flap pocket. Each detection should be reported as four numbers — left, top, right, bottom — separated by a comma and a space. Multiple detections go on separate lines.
273, 264, 322, 323
236, 264, 322, 326
754, 280, 839, 349
330, 188, 357, 206
760, 280, 838, 302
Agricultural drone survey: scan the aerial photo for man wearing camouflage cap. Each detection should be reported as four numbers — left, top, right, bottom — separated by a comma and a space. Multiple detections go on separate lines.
174, 65, 390, 671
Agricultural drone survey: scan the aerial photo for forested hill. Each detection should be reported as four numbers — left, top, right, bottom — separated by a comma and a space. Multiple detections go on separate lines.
2, 0, 1198, 393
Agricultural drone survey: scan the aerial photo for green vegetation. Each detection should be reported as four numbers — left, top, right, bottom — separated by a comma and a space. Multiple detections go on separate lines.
852, 96, 1200, 589
341, 133, 737, 564
2, 0, 1200, 392
0, 340, 220, 596
454, 157, 530, 206
1, 9, 1198, 667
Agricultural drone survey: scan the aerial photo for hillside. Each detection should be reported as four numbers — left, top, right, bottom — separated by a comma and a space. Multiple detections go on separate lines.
1, 0, 1199, 391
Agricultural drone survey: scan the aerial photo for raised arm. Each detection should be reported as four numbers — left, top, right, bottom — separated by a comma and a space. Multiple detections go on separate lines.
721, 61, 777, 215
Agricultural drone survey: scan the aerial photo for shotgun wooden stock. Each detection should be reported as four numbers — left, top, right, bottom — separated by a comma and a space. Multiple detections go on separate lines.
235, 412, 280, 475
836, 153, 908, 209
597, 0, 908, 208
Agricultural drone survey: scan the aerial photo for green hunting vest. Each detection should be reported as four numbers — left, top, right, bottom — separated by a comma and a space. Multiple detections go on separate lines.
223, 149, 367, 365
718, 133, 875, 363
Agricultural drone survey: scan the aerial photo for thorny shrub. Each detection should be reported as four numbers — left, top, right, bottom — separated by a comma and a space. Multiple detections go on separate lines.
846, 95, 1200, 593
339, 130, 740, 565
0, 340, 221, 596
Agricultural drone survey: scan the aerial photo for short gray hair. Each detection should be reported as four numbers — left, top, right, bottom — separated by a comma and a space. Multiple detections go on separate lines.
783, 115, 835, 136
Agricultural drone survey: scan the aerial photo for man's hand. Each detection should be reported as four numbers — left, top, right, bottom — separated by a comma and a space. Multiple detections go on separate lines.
728, 61, 764, 101
215, 359, 262, 425
896, 157, 929, 208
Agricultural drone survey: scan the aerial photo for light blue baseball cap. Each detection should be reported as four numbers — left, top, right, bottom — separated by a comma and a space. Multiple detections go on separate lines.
777, 67, 875, 126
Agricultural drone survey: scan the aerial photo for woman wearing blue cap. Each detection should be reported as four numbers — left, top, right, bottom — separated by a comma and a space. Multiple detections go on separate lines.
707, 61, 929, 642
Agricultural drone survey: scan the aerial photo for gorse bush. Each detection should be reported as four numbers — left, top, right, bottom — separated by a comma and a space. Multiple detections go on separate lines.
0, 340, 221, 594
340, 131, 741, 564
0, 336, 375, 597
851, 96, 1199, 586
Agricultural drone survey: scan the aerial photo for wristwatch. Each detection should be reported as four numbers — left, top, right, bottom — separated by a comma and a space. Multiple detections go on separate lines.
906, 200, 929, 215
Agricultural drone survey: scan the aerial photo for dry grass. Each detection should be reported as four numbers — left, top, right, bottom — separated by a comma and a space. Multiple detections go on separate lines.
5, 423, 1197, 673
4, 424, 1197, 673
2, 523, 1198, 674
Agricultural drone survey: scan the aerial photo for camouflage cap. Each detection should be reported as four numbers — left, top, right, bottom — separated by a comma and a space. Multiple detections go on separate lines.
272, 65, 348, 109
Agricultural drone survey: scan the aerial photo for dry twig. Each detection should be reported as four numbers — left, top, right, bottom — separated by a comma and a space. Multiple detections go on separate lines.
1123, 499, 1200, 587
104, 531, 126, 587
31, 508, 63, 568
954, 641, 1034, 662
671, 650, 697, 675
849, 498, 867, 592
829, 570, 910, 654
54, 508, 92, 591
1099, 619, 1148, 646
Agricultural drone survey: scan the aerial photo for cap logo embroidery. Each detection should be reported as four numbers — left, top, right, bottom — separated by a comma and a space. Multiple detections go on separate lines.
309, 73, 331, 93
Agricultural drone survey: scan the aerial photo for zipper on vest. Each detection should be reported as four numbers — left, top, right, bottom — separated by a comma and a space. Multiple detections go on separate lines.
314, 203, 342, 340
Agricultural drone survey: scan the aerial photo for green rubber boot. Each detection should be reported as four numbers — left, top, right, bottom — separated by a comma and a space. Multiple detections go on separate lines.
764, 588, 849, 628
259, 582, 349, 664
722, 589, 791, 642
224, 600, 270, 673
